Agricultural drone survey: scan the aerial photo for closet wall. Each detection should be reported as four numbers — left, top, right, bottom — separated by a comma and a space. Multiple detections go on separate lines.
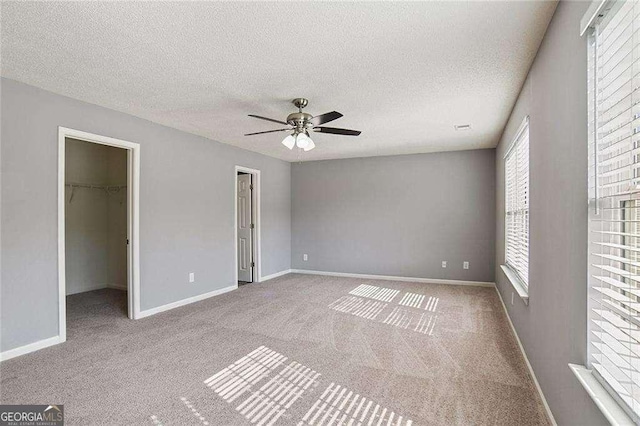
106, 144, 128, 290
65, 138, 127, 295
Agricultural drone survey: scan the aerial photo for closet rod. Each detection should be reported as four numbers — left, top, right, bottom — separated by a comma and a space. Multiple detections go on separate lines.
65, 182, 127, 190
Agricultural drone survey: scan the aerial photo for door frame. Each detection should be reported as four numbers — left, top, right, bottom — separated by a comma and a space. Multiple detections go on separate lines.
234, 166, 261, 284
58, 127, 142, 343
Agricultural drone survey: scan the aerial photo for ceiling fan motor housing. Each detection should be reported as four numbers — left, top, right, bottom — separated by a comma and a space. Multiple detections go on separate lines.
286, 111, 313, 132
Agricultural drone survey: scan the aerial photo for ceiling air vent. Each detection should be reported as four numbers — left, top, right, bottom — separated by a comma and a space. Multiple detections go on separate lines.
454, 124, 471, 131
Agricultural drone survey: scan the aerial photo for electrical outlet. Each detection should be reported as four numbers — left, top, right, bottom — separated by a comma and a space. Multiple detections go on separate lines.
511, 292, 514, 305
303, 254, 308, 261
189, 272, 195, 283
441, 261, 447, 268
463, 261, 469, 270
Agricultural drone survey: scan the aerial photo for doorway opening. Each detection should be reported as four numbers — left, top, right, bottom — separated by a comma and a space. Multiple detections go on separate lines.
235, 166, 261, 286
58, 127, 140, 343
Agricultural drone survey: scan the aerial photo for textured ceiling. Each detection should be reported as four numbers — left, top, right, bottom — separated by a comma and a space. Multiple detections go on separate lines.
1, 1, 557, 162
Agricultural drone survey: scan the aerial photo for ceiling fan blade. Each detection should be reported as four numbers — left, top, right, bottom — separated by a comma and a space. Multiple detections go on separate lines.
244, 128, 291, 136
313, 126, 361, 136
311, 111, 343, 126
248, 114, 289, 125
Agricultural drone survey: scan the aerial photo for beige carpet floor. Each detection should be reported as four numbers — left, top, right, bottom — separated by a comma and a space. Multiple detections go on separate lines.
0, 274, 550, 425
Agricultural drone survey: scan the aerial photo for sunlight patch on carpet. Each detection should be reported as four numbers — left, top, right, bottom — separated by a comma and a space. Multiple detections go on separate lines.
331, 287, 441, 336
423, 296, 439, 312
205, 346, 321, 425
398, 292, 425, 309
298, 382, 412, 426
204, 346, 287, 402
414, 313, 438, 335
149, 415, 164, 426
382, 308, 438, 335
235, 361, 320, 425
180, 397, 210, 425
328, 296, 388, 320
397, 292, 440, 312
349, 284, 399, 302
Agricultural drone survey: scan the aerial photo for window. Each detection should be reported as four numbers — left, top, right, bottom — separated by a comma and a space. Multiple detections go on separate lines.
587, 0, 640, 421
504, 118, 530, 292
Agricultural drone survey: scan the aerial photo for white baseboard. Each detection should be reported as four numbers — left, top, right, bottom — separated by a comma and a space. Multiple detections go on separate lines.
2, 284, 237, 360
137, 284, 238, 319
494, 286, 556, 425
289, 269, 495, 287
107, 283, 127, 291
260, 269, 292, 282
66, 283, 127, 295
66, 282, 109, 295
0, 335, 65, 362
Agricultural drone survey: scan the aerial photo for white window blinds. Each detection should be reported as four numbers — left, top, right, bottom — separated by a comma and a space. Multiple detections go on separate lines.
588, 0, 640, 421
505, 119, 530, 288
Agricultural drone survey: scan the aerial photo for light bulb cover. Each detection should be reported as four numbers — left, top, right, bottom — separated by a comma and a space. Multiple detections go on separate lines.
282, 134, 295, 150
303, 138, 315, 151
296, 133, 311, 149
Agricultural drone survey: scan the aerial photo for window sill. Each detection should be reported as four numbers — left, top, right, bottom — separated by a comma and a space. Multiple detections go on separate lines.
569, 364, 635, 425
500, 265, 529, 305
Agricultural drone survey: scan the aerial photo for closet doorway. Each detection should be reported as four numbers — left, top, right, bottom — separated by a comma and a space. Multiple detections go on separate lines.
58, 128, 140, 343
235, 166, 261, 286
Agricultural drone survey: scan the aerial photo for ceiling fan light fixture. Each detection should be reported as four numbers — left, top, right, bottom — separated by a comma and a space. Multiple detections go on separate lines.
303, 138, 316, 152
296, 133, 311, 149
282, 134, 295, 149
248, 99, 359, 153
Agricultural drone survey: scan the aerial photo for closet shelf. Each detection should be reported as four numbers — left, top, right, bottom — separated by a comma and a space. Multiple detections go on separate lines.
65, 182, 127, 203
66, 182, 127, 190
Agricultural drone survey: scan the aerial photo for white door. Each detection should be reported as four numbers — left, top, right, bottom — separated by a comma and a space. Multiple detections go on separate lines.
237, 174, 253, 282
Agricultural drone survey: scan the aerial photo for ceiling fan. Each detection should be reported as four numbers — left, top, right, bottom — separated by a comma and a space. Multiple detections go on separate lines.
245, 98, 361, 152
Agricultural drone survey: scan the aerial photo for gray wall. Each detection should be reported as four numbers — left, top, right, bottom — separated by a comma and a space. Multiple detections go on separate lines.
494, 2, 606, 425
292, 150, 496, 282
65, 139, 127, 295
1, 78, 291, 352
